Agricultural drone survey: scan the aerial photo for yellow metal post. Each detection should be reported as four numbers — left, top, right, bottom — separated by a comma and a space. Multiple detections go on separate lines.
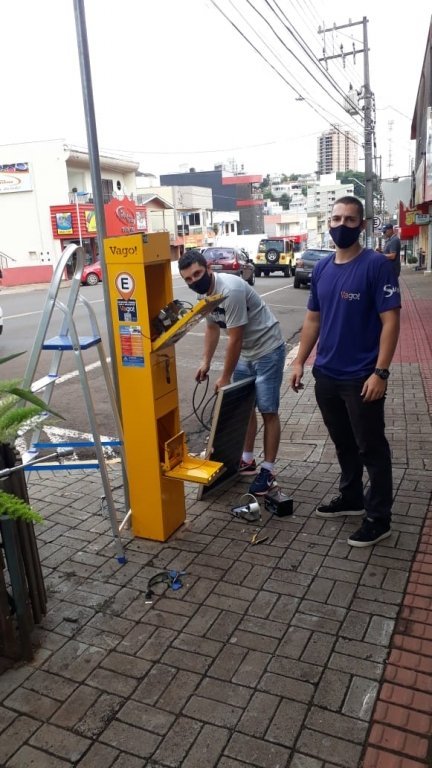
104, 232, 223, 541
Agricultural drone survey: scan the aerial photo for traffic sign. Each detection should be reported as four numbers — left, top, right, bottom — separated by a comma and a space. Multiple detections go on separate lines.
373, 215, 382, 230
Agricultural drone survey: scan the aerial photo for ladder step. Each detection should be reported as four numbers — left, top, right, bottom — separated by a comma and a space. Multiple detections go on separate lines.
24, 461, 100, 472
42, 335, 101, 350
33, 440, 122, 448
31, 374, 59, 392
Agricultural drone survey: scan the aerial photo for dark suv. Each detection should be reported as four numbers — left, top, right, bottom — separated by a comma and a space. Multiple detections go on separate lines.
293, 249, 334, 288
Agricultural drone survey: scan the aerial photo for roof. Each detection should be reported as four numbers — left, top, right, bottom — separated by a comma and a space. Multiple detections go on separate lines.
138, 193, 173, 209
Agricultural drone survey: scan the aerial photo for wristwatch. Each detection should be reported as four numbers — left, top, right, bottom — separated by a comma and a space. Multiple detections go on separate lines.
374, 368, 390, 380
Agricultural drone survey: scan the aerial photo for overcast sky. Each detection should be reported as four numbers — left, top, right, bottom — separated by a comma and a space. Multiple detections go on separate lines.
1, 1, 430, 182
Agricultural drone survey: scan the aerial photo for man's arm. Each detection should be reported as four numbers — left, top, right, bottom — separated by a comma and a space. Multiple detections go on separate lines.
384, 237, 400, 263
361, 308, 401, 401
289, 310, 321, 391
195, 323, 220, 382
214, 325, 244, 390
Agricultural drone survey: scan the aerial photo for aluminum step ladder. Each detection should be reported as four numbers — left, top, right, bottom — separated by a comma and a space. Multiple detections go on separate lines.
21, 243, 126, 563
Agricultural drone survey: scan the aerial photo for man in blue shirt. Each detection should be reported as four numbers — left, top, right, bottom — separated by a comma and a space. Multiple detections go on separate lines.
382, 223, 401, 277
290, 196, 401, 547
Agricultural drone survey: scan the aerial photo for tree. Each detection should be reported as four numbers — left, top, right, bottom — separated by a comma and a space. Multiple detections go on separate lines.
279, 193, 291, 210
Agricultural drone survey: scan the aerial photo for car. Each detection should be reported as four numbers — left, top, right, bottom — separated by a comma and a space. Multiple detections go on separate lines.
202, 247, 255, 286
0, 306, 3, 335
254, 237, 301, 278
293, 248, 335, 288
81, 261, 102, 286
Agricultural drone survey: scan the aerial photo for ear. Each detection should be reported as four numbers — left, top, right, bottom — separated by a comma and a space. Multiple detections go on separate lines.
360, 219, 366, 231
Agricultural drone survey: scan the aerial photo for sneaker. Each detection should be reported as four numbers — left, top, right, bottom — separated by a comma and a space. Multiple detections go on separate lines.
315, 495, 365, 518
249, 468, 277, 496
347, 518, 391, 548
238, 458, 257, 476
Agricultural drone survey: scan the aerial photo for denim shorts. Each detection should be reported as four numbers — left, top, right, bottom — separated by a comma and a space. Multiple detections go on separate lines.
233, 343, 286, 413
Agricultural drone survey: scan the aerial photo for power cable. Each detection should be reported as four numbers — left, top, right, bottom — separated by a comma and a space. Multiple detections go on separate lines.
262, 0, 364, 127
208, 0, 362, 149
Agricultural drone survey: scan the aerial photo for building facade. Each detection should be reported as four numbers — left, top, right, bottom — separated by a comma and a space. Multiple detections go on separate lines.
317, 126, 359, 174
0, 140, 144, 285
160, 168, 264, 235
410, 17, 432, 272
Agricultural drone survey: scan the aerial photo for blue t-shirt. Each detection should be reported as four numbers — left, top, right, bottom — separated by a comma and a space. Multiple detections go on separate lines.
307, 248, 401, 379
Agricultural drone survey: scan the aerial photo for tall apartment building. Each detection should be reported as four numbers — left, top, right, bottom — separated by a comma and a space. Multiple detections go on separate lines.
318, 126, 359, 174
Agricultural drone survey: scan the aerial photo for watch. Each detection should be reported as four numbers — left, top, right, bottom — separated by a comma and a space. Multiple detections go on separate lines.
374, 368, 390, 380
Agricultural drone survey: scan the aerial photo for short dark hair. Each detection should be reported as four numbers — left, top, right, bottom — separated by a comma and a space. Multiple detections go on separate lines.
333, 195, 364, 221
178, 248, 207, 272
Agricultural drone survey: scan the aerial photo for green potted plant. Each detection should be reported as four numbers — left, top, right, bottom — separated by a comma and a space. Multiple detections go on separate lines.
0, 352, 62, 662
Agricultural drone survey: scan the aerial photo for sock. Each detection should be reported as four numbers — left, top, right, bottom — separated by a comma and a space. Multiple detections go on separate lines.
262, 461, 274, 473
242, 452, 254, 463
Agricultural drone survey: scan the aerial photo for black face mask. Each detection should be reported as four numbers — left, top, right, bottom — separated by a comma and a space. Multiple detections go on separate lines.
329, 224, 362, 249
188, 270, 212, 294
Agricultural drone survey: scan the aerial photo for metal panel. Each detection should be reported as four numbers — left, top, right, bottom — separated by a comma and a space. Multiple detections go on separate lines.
197, 377, 256, 499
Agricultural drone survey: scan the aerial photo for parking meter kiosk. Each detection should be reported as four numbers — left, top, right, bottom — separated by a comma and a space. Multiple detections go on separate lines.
103, 232, 223, 541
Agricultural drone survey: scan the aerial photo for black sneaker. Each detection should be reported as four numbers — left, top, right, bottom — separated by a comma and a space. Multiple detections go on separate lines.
347, 518, 391, 548
315, 494, 364, 518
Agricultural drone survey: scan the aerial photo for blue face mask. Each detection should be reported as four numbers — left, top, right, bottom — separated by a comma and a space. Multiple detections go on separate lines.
329, 224, 362, 249
188, 270, 212, 294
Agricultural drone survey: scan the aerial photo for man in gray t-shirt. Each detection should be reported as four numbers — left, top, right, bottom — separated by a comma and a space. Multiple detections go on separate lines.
383, 223, 401, 277
178, 250, 285, 496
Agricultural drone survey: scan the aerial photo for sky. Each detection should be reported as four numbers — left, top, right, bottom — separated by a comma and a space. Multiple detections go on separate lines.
1, 1, 431, 183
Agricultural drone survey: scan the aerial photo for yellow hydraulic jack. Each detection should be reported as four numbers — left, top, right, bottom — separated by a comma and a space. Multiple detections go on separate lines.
104, 232, 224, 541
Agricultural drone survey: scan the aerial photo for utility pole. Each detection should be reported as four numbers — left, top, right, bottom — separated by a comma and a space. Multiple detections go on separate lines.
319, 17, 374, 246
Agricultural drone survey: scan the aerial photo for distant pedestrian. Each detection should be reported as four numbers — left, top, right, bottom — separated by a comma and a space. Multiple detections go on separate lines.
178, 249, 285, 496
382, 223, 401, 277
290, 196, 401, 548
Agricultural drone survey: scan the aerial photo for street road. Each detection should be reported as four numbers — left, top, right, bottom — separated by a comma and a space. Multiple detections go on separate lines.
1, 273, 310, 454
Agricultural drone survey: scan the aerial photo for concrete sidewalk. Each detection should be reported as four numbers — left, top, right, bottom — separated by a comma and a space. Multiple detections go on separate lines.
0, 268, 432, 767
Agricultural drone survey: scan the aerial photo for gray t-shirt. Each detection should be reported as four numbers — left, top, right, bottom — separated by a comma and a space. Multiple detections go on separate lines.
384, 234, 401, 277
203, 273, 283, 361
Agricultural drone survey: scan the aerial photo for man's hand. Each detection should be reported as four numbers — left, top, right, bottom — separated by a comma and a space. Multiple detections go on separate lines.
195, 363, 210, 383
214, 374, 231, 392
361, 374, 387, 401
290, 361, 305, 393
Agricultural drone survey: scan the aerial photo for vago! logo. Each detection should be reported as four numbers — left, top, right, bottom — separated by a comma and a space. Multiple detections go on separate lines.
109, 245, 138, 257
340, 291, 360, 300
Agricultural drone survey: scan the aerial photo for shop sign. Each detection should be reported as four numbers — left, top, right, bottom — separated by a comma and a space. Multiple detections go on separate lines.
415, 213, 431, 225
0, 162, 33, 193
55, 212, 73, 235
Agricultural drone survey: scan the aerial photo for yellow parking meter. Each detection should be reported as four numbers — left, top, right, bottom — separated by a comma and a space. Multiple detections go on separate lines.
104, 232, 223, 541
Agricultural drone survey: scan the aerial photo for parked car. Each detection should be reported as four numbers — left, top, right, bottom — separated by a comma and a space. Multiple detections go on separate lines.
81, 261, 102, 286
0, 306, 3, 335
254, 237, 301, 277
293, 249, 335, 288
202, 247, 255, 286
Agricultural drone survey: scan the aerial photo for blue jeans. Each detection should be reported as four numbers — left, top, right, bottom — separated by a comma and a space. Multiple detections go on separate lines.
313, 370, 392, 524
233, 343, 285, 413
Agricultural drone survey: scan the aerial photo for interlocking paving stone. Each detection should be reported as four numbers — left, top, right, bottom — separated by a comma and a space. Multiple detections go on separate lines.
6, 745, 72, 768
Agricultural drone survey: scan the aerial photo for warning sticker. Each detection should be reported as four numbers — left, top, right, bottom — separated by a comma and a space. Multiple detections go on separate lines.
119, 326, 145, 367
117, 298, 137, 322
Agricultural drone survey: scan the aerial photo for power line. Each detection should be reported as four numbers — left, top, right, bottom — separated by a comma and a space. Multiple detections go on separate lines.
208, 0, 362, 149
263, 0, 364, 128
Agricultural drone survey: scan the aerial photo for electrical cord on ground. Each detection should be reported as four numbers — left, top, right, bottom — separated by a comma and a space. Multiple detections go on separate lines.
145, 570, 186, 604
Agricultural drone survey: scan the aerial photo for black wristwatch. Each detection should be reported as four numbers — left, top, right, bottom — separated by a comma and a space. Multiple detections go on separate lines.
374, 368, 390, 380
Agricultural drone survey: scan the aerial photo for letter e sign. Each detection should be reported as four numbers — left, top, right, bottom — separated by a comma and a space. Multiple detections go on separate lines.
116, 272, 135, 300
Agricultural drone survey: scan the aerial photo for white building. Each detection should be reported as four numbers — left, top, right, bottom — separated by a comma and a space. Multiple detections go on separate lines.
307, 173, 355, 246
0, 139, 140, 285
